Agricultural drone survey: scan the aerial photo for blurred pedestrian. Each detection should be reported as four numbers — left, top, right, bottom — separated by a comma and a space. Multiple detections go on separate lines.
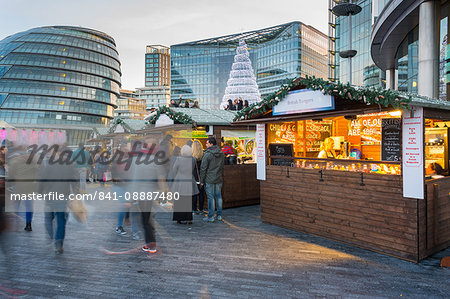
8, 146, 38, 231
168, 145, 198, 224
71, 143, 91, 193
130, 139, 168, 253
38, 147, 79, 254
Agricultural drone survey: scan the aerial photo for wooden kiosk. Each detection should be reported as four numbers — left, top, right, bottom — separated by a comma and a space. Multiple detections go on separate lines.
144, 107, 259, 209
234, 77, 450, 262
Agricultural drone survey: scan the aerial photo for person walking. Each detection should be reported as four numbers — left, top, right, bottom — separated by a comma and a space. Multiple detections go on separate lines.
8, 146, 38, 232
71, 143, 91, 193
200, 136, 224, 222
38, 147, 79, 254
112, 149, 141, 239
192, 140, 205, 214
130, 139, 168, 253
168, 145, 198, 224
95, 151, 110, 187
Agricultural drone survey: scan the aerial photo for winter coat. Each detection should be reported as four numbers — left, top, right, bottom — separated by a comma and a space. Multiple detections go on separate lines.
168, 156, 199, 196
200, 145, 224, 184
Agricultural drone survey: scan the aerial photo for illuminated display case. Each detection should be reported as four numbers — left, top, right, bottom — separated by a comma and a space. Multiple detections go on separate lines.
292, 157, 401, 175
425, 127, 449, 171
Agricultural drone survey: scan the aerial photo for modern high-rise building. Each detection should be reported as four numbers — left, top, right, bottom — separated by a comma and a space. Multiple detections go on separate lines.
114, 89, 146, 120
170, 21, 328, 109
371, 0, 448, 100
329, 0, 385, 88
136, 86, 170, 109
143, 45, 170, 109
145, 45, 170, 87
0, 26, 120, 144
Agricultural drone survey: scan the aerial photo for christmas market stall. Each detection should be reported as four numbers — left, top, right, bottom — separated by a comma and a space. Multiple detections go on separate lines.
143, 107, 259, 208
233, 76, 450, 262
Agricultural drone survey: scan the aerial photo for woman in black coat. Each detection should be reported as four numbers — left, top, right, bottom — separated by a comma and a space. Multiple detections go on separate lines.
168, 145, 199, 224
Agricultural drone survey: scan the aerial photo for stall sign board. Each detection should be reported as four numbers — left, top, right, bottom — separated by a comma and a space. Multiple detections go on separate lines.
256, 124, 266, 180
268, 143, 294, 166
273, 89, 334, 116
402, 106, 424, 199
381, 118, 402, 161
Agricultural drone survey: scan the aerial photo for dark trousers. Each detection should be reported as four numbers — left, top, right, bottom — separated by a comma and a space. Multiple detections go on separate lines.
192, 185, 205, 211
45, 212, 67, 242
141, 211, 156, 245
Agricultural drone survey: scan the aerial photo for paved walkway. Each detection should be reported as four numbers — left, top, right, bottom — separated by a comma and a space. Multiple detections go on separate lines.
1, 197, 449, 298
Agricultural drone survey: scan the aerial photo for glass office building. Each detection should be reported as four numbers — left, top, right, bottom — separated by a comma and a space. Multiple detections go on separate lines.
0, 26, 120, 142
170, 22, 328, 109
372, 0, 448, 100
145, 45, 170, 87
331, 0, 384, 88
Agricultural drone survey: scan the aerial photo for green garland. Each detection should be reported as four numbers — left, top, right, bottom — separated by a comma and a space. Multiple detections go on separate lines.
234, 76, 412, 121
108, 118, 135, 134
144, 106, 195, 126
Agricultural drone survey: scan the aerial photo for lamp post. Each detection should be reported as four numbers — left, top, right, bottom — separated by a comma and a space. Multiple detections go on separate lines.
332, 1, 362, 85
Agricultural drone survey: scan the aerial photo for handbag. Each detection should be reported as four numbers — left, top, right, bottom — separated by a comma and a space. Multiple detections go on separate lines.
195, 161, 200, 185
68, 200, 88, 223
103, 171, 112, 182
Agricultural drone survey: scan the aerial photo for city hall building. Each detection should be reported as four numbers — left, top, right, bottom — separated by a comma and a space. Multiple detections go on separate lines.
0, 26, 121, 144
170, 21, 328, 109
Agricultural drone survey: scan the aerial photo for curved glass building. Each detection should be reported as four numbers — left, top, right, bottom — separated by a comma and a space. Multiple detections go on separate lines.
371, 0, 448, 100
0, 26, 120, 142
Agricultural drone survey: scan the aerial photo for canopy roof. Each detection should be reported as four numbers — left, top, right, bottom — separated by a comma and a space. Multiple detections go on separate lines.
146, 107, 238, 126
233, 76, 450, 124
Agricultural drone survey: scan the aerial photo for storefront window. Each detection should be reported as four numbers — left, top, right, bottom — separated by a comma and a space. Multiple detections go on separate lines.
267, 111, 403, 174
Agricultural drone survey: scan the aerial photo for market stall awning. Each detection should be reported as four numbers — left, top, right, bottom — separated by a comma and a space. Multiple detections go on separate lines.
145, 106, 239, 126
232, 76, 450, 124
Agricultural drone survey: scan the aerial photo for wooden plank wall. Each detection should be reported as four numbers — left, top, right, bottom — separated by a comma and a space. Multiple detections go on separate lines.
221, 164, 260, 209
422, 178, 450, 259
261, 165, 419, 261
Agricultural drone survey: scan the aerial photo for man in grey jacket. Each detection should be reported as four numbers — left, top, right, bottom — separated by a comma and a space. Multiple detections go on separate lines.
200, 136, 224, 222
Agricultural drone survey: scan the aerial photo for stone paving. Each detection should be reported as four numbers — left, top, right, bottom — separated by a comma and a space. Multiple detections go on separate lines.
1, 194, 449, 298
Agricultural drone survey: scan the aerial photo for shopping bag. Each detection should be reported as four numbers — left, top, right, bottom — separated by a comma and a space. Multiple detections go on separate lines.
68, 200, 88, 223
103, 171, 112, 182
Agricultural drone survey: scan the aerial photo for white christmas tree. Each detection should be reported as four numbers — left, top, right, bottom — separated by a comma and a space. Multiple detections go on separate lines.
220, 39, 261, 109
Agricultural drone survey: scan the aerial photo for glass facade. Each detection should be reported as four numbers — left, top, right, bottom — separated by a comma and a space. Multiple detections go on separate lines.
145, 45, 170, 87
114, 89, 147, 119
396, 27, 419, 94
334, 0, 384, 88
0, 26, 120, 127
170, 22, 328, 109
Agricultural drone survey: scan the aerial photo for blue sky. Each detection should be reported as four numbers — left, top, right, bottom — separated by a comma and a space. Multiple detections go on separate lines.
0, 0, 328, 90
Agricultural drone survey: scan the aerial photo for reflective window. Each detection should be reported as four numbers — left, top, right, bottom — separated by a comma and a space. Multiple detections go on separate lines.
3, 66, 119, 94
0, 53, 121, 83
15, 33, 119, 60
0, 110, 109, 125
0, 79, 117, 105
13, 43, 120, 72
396, 27, 418, 94
1, 94, 114, 117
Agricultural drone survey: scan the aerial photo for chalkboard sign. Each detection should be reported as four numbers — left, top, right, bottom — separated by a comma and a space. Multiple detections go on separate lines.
269, 143, 294, 166
381, 118, 402, 161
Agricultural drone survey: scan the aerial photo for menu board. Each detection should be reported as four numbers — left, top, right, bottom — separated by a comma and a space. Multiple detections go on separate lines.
381, 118, 402, 161
297, 120, 332, 152
269, 143, 293, 166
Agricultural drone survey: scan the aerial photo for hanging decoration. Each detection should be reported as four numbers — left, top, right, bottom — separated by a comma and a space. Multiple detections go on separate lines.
234, 76, 412, 121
